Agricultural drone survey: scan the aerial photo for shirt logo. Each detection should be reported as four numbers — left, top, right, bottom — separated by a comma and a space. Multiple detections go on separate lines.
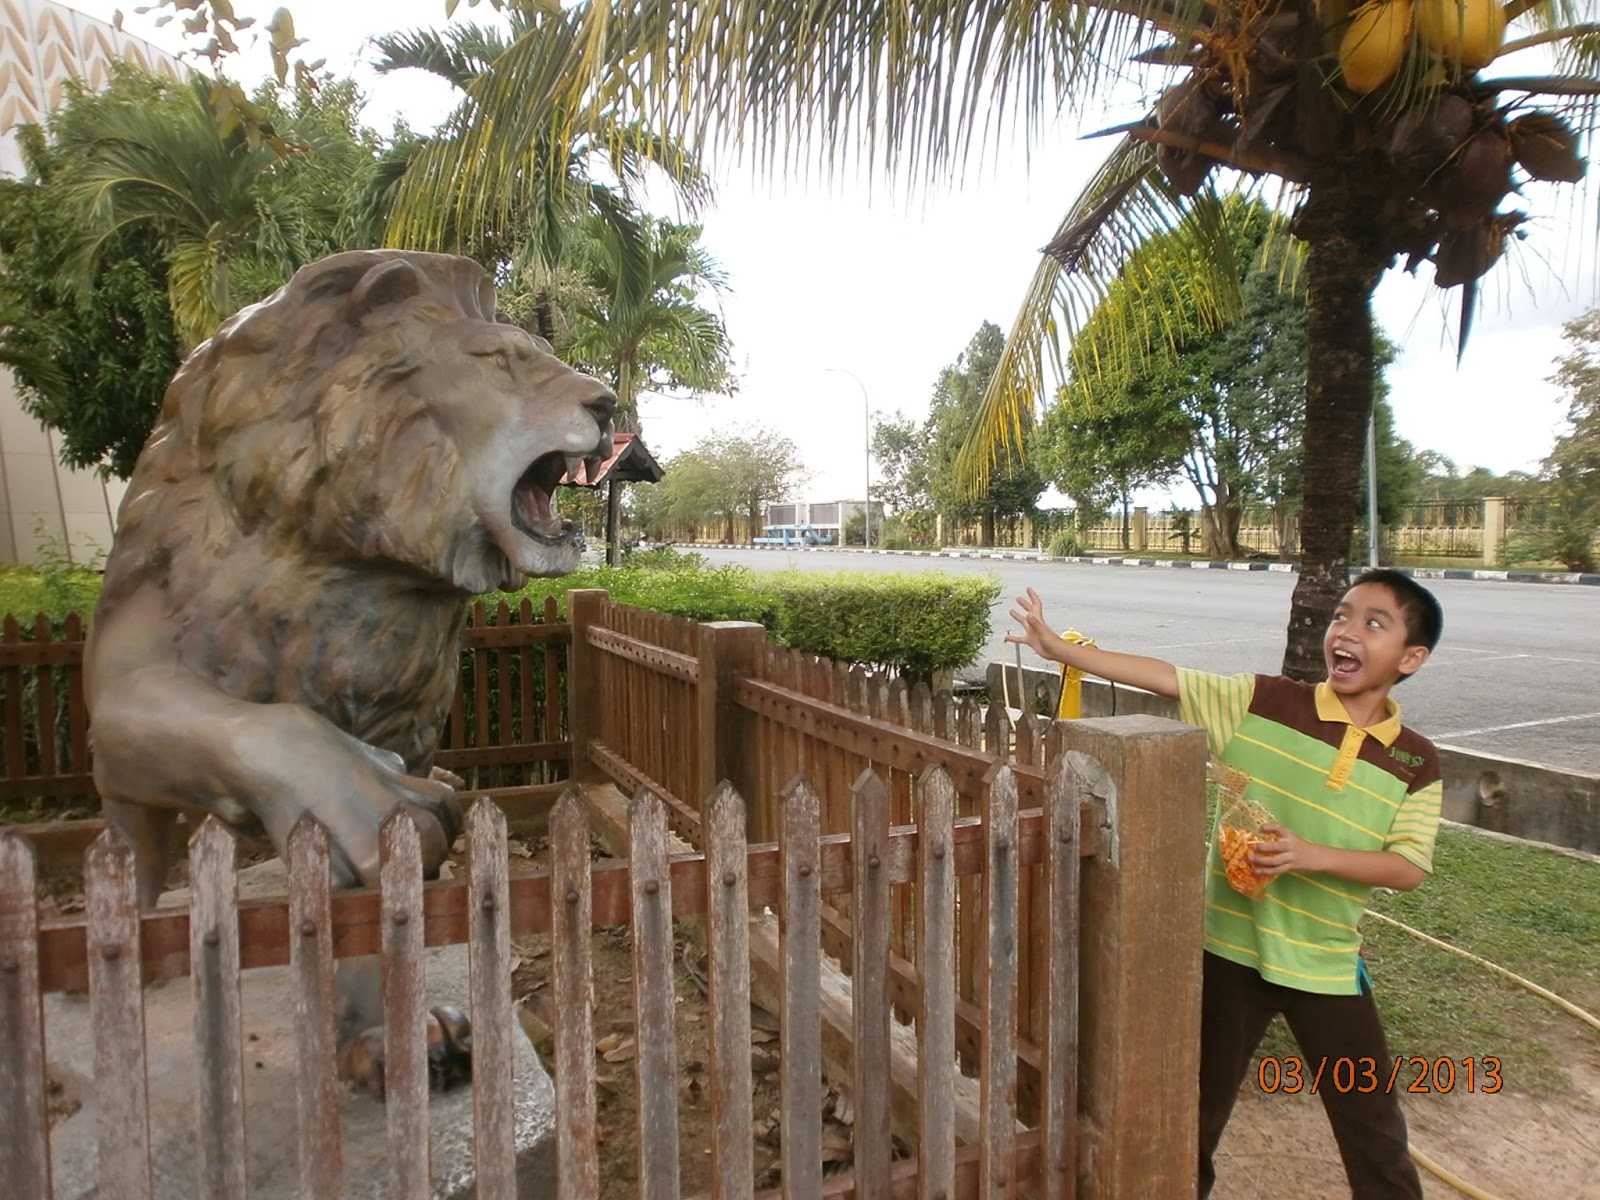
1389, 747, 1425, 770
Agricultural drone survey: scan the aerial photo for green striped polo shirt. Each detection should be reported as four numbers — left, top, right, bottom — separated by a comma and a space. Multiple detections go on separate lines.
1178, 669, 1443, 996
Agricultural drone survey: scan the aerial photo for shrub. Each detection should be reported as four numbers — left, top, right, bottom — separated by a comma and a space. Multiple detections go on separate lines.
1047, 529, 1084, 557
761, 570, 1000, 679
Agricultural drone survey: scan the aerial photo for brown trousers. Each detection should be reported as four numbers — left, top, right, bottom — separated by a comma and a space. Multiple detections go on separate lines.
1199, 951, 1423, 1199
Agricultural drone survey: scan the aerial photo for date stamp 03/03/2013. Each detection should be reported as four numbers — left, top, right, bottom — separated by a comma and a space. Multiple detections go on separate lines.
1256, 1056, 1504, 1096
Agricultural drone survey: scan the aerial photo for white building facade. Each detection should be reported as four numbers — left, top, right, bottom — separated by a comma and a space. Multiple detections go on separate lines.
0, 0, 181, 564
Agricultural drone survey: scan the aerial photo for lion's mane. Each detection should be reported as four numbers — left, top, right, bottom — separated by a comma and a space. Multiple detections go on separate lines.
103, 251, 504, 613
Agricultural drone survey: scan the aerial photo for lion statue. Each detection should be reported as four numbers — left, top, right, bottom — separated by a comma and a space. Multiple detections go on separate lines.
84, 249, 615, 1092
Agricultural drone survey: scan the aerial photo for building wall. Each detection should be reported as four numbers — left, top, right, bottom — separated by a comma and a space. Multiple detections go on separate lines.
0, 0, 180, 564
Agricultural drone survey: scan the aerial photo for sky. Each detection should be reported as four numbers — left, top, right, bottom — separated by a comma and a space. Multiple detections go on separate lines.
63, 0, 1597, 507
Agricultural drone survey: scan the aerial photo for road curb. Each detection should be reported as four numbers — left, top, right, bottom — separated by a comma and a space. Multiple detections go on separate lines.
682, 545, 1600, 586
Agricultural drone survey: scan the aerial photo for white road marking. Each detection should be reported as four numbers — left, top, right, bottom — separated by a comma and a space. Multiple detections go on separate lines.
1433, 712, 1600, 739
1151, 636, 1275, 651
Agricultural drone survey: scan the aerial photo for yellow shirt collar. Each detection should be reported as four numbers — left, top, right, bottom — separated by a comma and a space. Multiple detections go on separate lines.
1314, 681, 1402, 747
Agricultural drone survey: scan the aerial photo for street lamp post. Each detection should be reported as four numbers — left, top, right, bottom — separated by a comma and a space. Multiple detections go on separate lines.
826, 368, 871, 547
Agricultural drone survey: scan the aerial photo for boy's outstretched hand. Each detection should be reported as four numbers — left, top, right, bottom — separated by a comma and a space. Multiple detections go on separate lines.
1006, 587, 1068, 661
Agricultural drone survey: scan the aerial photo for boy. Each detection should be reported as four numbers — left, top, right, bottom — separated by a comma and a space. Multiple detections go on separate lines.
1006, 568, 1444, 1199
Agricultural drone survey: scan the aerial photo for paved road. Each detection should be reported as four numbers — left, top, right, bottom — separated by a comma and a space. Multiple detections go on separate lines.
687, 547, 1600, 776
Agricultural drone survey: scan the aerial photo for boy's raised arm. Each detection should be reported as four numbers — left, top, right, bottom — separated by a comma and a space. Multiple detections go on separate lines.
1006, 587, 1180, 699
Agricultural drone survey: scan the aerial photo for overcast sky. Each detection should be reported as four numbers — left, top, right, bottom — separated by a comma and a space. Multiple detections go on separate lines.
65, 0, 1597, 506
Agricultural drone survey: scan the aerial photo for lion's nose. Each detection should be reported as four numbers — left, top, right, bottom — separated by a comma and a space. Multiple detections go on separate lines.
584, 390, 616, 431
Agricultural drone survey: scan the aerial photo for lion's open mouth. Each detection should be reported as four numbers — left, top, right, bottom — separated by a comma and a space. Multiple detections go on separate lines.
511, 452, 576, 544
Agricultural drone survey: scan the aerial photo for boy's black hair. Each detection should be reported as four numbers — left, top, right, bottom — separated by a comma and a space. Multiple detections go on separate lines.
1348, 568, 1444, 655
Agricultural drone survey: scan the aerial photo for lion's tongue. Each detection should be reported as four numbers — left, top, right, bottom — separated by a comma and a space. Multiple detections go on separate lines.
514, 473, 556, 535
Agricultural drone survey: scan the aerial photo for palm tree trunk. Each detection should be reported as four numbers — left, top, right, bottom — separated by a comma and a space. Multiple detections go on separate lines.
1282, 186, 1388, 680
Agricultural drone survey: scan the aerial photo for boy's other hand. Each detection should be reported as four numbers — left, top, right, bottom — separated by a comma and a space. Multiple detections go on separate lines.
1251, 822, 1324, 877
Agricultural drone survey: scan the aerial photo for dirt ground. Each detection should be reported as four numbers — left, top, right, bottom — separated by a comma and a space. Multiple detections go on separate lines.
1215, 1051, 1600, 1200
504, 829, 1600, 1200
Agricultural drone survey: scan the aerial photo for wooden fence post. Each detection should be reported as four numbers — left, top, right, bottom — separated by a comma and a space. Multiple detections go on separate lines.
696, 621, 766, 838
566, 589, 609, 785
1054, 715, 1206, 1199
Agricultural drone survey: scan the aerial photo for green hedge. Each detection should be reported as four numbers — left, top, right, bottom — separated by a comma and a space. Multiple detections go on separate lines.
2, 554, 999, 676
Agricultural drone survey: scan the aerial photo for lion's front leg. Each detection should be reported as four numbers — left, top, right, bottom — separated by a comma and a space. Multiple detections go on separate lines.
91, 666, 461, 889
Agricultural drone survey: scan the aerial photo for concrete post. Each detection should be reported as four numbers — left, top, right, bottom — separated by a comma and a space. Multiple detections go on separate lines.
1483, 496, 1506, 565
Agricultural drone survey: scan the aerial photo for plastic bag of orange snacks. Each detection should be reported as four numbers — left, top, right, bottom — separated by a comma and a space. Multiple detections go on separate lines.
1209, 760, 1273, 902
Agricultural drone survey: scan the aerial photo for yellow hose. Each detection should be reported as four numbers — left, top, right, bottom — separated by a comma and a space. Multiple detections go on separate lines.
1364, 909, 1600, 1033
1362, 908, 1600, 1199
1408, 1142, 1506, 1200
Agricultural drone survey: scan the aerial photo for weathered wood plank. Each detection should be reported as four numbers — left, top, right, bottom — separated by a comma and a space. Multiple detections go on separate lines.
566, 590, 609, 784
631, 787, 682, 1199
465, 798, 516, 1198
0, 832, 51, 1199
380, 810, 430, 1199
916, 767, 957, 1200
981, 768, 1019, 1199
86, 829, 153, 1200
1043, 759, 1084, 1200
705, 783, 753, 1199
190, 818, 247, 1199
852, 770, 893, 1199
551, 790, 599, 1197
287, 817, 341, 1200
34, 805, 1098, 994
779, 776, 823, 1200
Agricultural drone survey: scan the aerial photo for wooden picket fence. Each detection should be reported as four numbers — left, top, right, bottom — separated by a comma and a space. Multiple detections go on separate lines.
0, 588, 1207, 1198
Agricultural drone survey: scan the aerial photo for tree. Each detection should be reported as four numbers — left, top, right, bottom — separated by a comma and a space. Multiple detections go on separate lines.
655, 429, 807, 542
52, 66, 381, 349
0, 120, 179, 478
462, 0, 1597, 678
1540, 308, 1600, 571
926, 323, 1046, 546
372, 9, 709, 342
561, 213, 737, 432
870, 410, 933, 516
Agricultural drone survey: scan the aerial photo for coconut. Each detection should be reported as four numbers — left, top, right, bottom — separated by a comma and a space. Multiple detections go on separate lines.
1416, 0, 1507, 70
1339, 1, 1413, 94
1508, 112, 1586, 183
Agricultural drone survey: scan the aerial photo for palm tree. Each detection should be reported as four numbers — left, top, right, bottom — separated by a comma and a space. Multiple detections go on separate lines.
562, 211, 736, 431
55, 66, 373, 349
377, 6, 712, 342
406, 0, 1599, 677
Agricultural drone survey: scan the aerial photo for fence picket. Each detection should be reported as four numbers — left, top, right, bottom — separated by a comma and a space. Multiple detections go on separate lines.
779, 776, 823, 1200
851, 769, 893, 1199
1043, 759, 1084, 1200
630, 787, 682, 1199
86, 828, 153, 1199
380, 810, 430, 1199
705, 782, 754, 1198
33, 614, 57, 776
287, 817, 341, 1200
0, 832, 51, 1198
4, 615, 25, 780
550, 789, 599, 1197
981, 768, 1020, 1198
916, 767, 957, 1200
909, 683, 933, 735
467, 798, 517, 1198
190, 818, 247, 1199
65, 612, 90, 776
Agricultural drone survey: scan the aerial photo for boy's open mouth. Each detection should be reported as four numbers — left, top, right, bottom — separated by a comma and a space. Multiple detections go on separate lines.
1330, 648, 1362, 678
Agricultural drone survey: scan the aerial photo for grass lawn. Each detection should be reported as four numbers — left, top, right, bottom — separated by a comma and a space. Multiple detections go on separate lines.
1255, 825, 1600, 1097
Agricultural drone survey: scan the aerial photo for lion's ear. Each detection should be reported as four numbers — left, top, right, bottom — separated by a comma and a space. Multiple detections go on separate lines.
348, 259, 424, 321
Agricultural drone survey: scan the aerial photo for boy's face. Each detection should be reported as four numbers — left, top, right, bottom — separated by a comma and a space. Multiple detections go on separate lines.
1323, 582, 1430, 695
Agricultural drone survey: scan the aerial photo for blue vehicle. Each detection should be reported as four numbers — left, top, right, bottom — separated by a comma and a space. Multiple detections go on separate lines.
752, 523, 833, 547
